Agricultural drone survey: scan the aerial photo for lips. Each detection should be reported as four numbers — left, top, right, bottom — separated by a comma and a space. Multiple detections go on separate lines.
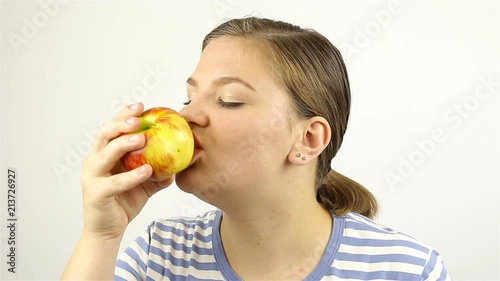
188, 131, 204, 166
192, 131, 204, 150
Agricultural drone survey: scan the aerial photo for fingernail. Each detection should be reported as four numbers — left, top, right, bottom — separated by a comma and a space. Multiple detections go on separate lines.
128, 134, 139, 142
130, 103, 138, 110
126, 117, 135, 124
137, 165, 148, 175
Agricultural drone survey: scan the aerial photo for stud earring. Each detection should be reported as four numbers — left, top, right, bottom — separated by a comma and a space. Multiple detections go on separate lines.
302, 156, 307, 161
296, 152, 301, 157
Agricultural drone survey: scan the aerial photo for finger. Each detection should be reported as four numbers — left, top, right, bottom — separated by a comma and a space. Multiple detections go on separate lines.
101, 164, 153, 197
117, 102, 144, 118
89, 133, 146, 176
116, 176, 174, 219
91, 103, 144, 153
142, 176, 174, 198
92, 114, 142, 153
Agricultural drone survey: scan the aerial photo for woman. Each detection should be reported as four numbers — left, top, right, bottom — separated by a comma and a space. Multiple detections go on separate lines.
62, 17, 450, 280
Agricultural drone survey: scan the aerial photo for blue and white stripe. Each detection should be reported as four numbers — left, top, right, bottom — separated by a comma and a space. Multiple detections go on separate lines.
115, 210, 450, 280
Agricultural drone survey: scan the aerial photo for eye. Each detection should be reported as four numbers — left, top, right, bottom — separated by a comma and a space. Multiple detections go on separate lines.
217, 97, 244, 109
183, 100, 191, 106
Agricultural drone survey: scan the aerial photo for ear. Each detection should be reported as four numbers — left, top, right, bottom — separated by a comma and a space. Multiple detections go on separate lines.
288, 116, 331, 165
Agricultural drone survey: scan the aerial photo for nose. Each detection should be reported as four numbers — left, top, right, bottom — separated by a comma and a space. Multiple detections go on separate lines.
179, 99, 209, 129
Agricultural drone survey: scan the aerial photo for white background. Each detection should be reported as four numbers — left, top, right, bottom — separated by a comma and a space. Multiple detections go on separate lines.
1, 0, 499, 280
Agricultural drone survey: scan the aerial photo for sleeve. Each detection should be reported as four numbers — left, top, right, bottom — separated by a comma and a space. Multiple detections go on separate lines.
114, 222, 154, 281
421, 249, 451, 281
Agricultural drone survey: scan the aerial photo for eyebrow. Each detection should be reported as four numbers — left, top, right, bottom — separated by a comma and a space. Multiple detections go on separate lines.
186, 76, 256, 91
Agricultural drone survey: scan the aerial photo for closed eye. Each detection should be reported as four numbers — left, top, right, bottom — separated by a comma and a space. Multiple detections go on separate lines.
183, 98, 244, 108
217, 97, 243, 109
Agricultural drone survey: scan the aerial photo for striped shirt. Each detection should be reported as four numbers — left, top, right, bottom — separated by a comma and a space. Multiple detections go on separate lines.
115, 209, 450, 280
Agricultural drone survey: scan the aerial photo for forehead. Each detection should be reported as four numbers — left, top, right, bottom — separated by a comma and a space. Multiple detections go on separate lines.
193, 37, 272, 85
192, 36, 296, 126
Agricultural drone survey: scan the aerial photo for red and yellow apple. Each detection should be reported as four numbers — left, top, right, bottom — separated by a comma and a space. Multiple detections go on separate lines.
120, 107, 194, 181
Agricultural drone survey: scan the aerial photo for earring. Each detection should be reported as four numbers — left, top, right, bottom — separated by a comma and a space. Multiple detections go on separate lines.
296, 152, 301, 157
302, 156, 307, 161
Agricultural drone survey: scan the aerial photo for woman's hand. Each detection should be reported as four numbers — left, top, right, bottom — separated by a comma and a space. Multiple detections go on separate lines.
62, 103, 174, 280
80, 102, 174, 240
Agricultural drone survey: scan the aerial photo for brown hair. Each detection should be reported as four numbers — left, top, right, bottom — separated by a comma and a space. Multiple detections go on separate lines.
202, 17, 378, 218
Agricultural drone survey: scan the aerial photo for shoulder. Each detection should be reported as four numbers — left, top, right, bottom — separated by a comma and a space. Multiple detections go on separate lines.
148, 209, 219, 236
123, 209, 219, 254
340, 212, 431, 252
115, 210, 222, 280
329, 212, 450, 280
141, 209, 219, 252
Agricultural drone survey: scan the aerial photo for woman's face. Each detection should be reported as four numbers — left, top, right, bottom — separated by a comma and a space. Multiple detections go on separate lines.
176, 36, 299, 204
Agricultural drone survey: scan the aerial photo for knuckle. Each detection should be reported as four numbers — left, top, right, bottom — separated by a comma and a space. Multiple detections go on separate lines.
110, 174, 121, 186
115, 134, 142, 154
79, 173, 88, 185
109, 174, 123, 187
80, 173, 94, 194
119, 104, 136, 117
80, 161, 91, 177
107, 119, 122, 134
96, 122, 111, 138
95, 150, 109, 168
82, 152, 94, 165
81, 156, 97, 177
106, 121, 117, 134
121, 104, 130, 112
107, 136, 127, 156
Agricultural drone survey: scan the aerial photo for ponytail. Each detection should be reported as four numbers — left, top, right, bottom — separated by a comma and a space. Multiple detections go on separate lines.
316, 169, 378, 219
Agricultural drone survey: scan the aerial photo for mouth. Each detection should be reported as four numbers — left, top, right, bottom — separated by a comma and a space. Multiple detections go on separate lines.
192, 132, 204, 150
188, 132, 204, 166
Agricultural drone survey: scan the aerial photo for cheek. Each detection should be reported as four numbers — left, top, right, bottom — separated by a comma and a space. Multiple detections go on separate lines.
221, 113, 291, 163
253, 108, 291, 151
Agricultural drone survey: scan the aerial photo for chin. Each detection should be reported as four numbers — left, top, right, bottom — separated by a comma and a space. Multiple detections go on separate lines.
176, 168, 227, 203
174, 168, 196, 194
175, 166, 206, 193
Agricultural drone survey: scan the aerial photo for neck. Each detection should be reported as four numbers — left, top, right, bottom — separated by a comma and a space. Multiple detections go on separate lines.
217, 182, 333, 280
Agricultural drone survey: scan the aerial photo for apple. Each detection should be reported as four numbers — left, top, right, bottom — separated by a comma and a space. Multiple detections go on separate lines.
120, 107, 194, 181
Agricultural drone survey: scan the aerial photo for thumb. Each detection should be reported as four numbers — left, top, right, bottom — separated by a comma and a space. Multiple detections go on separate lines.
142, 175, 175, 198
